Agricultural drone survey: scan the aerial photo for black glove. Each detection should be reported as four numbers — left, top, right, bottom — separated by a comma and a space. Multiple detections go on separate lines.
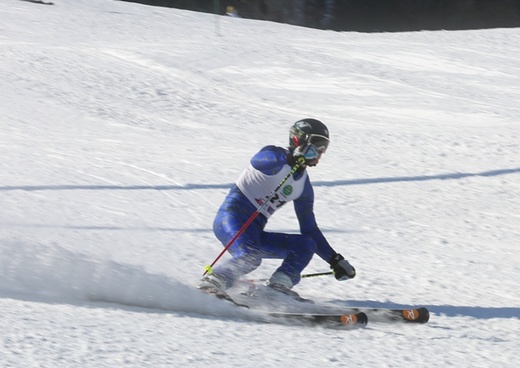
329, 253, 356, 281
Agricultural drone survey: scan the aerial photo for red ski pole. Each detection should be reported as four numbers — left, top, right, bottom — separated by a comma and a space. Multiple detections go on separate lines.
203, 156, 305, 276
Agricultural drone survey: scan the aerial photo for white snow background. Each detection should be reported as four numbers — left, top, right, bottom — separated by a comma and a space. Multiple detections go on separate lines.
1, 0, 519, 367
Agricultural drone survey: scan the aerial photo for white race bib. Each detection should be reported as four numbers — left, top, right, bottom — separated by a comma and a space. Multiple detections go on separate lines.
236, 163, 307, 218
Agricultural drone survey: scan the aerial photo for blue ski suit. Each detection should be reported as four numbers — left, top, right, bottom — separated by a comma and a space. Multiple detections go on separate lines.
212, 145, 337, 288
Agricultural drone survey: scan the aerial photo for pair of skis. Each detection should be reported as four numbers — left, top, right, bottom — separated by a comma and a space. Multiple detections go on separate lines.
269, 307, 430, 326
206, 289, 430, 328
264, 307, 429, 328
269, 307, 430, 327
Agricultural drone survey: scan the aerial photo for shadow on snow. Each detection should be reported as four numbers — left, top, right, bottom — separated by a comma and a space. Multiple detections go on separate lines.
1, 167, 519, 192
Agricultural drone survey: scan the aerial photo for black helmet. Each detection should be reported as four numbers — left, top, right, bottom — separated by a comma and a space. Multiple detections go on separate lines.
289, 118, 330, 152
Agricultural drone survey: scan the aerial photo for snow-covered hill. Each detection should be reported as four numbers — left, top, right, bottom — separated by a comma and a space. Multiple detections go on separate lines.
1, 0, 519, 366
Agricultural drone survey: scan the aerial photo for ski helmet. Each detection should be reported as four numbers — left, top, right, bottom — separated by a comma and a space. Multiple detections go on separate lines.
289, 118, 330, 152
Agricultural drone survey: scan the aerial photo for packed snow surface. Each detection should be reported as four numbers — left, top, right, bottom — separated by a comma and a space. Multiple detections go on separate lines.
0, 0, 519, 367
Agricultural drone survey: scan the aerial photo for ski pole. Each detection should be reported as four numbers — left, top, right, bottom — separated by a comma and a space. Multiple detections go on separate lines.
301, 271, 333, 278
246, 271, 333, 283
203, 156, 306, 276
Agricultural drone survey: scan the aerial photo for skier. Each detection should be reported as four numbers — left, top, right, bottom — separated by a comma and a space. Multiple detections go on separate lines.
198, 119, 356, 300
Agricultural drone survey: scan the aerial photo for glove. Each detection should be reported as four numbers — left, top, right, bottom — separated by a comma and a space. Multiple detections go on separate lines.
329, 253, 356, 281
293, 143, 319, 164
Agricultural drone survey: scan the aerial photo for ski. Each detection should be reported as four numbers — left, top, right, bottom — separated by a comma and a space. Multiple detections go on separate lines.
267, 311, 368, 327
346, 307, 430, 323
199, 288, 250, 308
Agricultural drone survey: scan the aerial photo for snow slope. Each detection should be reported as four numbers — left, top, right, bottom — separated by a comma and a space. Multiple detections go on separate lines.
1, 0, 519, 366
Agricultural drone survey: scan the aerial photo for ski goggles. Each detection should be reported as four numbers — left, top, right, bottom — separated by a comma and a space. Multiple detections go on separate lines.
306, 134, 330, 153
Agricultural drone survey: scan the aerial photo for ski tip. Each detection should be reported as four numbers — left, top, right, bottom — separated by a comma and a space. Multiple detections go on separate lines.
342, 312, 368, 326
401, 307, 430, 323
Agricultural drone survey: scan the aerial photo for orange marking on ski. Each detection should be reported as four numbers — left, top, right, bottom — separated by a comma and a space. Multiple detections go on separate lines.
341, 314, 356, 325
402, 309, 419, 321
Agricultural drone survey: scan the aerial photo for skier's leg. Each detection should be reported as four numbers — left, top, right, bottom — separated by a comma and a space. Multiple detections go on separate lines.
207, 210, 264, 289
259, 232, 317, 286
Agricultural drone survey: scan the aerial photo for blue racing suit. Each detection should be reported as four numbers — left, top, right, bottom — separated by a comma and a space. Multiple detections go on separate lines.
212, 145, 337, 288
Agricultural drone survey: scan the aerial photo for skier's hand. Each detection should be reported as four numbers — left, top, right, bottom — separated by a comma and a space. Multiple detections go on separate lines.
293, 143, 320, 164
329, 253, 356, 281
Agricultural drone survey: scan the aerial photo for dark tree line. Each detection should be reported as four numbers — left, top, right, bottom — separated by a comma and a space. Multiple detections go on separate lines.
122, 0, 520, 32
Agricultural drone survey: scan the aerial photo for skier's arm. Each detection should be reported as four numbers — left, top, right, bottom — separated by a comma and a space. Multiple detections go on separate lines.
293, 177, 335, 261
294, 178, 356, 280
